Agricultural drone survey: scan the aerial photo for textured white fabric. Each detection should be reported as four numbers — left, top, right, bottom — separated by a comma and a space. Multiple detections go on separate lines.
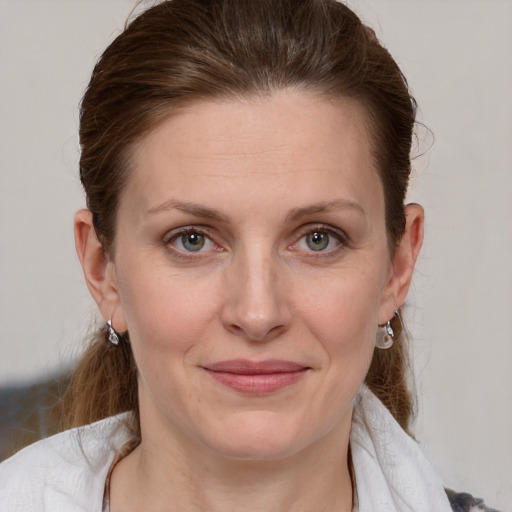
351, 385, 452, 512
0, 387, 452, 511
0, 414, 131, 512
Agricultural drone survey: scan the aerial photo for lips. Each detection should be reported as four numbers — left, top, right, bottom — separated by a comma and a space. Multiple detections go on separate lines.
202, 359, 310, 394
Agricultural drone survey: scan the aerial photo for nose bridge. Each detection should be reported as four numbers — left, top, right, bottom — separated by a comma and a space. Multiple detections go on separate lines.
222, 238, 289, 341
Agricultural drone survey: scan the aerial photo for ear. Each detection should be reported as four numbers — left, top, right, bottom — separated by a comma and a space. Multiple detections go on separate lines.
74, 209, 127, 331
378, 203, 424, 324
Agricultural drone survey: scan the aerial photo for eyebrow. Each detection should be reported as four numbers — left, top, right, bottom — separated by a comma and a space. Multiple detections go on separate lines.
286, 199, 365, 222
145, 198, 365, 223
145, 200, 229, 222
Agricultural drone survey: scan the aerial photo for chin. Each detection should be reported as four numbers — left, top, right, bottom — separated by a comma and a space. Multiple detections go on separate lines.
200, 411, 317, 461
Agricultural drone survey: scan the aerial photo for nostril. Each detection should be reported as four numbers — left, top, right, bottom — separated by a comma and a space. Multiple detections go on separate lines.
224, 320, 287, 343
225, 323, 245, 336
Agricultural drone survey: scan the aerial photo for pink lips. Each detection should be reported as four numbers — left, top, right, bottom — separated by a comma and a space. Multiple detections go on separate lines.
203, 359, 309, 395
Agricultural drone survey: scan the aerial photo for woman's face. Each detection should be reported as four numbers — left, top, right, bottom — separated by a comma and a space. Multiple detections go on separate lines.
105, 91, 408, 460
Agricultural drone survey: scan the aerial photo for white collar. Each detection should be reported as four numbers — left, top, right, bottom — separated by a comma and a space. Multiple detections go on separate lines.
350, 385, 452, 512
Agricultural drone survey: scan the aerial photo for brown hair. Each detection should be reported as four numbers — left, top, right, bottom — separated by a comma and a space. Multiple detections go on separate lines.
65, 0, 417, 435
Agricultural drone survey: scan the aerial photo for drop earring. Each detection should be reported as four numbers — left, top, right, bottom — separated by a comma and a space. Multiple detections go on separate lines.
375, 310, 398, 350
106, 319, 120, 346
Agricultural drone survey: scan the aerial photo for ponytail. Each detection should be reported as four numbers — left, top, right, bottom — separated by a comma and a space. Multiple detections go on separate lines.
365, 312, 414, 435
63, 327, 139, 437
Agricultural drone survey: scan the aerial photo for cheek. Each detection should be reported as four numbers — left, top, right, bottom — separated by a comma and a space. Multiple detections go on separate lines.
116, 261, 222, 359
292, 266, 383, 375
116, 267, 225, 421
281, 271, 381, 440
298, 272, 382, 342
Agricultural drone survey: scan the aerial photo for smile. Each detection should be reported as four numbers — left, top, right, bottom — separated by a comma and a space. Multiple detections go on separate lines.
202, 359, 310, 395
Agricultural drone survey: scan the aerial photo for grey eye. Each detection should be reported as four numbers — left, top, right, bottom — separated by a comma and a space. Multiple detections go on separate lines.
305, 232, 330, 251
180, 232, 206, 251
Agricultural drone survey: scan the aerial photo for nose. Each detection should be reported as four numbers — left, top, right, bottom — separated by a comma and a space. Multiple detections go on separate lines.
221, 250, 291, 343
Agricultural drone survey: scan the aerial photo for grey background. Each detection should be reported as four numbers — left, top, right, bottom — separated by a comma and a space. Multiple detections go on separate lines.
0, 1, 511, 508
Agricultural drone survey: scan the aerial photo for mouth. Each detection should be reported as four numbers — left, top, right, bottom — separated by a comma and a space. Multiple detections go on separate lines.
201, 359, 310, 395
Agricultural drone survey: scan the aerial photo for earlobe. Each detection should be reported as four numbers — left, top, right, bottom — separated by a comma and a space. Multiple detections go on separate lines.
379, 203, 424, 323
74, 209, 126, 329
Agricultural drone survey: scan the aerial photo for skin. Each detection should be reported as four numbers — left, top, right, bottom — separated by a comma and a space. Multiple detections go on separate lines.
75, 90, 424, 512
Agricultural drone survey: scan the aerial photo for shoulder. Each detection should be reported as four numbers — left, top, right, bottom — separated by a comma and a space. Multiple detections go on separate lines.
446, 489, 502, 512
0, 414, 131, 512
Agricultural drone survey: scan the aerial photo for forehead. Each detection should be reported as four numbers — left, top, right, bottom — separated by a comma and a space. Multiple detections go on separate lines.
124, 90, 383, 221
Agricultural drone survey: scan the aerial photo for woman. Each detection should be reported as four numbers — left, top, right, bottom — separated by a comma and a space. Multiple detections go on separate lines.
0, 1, 500, 511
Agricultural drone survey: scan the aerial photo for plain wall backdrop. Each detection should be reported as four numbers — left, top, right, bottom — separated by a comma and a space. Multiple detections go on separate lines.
0, 0, 511, 509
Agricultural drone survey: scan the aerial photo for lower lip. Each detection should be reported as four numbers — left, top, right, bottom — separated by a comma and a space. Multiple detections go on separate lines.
206, 370, 307, 395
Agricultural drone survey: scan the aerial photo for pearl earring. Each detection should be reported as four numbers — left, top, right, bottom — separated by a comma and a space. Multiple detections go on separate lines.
375, 320, 394, 349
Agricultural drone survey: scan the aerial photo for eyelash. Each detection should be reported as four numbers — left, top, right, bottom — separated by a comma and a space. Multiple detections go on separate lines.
163, 226, 221, 259
291, 224, 348, 258
163, 224, 348, 259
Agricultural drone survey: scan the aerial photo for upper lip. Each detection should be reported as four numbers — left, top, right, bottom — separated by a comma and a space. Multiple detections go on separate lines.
203, 359, 309, 374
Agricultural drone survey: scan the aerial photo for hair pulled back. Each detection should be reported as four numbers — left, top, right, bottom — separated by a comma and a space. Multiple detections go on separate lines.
65, 0, 417, 435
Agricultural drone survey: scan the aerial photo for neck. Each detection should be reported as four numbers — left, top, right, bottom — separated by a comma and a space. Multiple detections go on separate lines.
110, 417, 353, 512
